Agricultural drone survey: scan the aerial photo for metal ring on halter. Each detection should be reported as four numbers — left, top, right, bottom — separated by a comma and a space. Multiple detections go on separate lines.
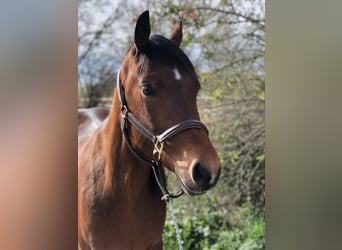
162, 189, 184, 201
121, 105, 128, 115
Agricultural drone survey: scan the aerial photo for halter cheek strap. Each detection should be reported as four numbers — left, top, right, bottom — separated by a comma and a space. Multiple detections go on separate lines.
117, 70, 208, 201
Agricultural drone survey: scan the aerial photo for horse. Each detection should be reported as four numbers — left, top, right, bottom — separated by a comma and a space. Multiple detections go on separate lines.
78, 10, 221, 250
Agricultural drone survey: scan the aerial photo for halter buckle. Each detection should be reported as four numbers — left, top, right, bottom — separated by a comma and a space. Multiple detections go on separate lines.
153, 139, 164, 161
121, 105, 128, 117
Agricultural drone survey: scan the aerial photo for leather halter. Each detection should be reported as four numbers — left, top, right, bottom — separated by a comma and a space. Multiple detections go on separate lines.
117, 70, 208, 201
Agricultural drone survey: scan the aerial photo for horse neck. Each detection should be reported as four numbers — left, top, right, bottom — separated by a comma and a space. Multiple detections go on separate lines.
102, 91, 158, 201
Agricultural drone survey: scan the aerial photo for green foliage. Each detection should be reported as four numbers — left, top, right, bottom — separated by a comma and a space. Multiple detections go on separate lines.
198, 69, 265, 207
163, 203, 265, 250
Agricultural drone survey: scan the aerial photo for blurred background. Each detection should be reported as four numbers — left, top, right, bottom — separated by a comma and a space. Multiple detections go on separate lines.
78, 0, 265, 249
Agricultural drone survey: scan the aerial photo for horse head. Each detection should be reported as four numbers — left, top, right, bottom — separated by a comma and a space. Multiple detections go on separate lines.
117, 11, 221, 195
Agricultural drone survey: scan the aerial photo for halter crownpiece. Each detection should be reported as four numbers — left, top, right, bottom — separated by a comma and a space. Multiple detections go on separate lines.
117, 70, 208, 201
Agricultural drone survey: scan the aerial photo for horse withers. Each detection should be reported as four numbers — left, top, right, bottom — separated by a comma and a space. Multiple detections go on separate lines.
78, 10, 221, 250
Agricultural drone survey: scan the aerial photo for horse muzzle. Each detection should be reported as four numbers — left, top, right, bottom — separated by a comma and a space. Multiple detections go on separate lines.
176, 159, 221, 196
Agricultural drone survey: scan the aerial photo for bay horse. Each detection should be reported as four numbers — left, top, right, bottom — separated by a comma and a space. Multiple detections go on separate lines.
78, 11, 221, 250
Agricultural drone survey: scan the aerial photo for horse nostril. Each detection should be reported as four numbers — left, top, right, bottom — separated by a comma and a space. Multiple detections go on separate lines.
191, 161, 212, 190
210, 167, 221, 186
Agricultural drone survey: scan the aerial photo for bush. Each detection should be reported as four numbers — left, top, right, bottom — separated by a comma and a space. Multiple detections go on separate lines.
163, 203, 265, 250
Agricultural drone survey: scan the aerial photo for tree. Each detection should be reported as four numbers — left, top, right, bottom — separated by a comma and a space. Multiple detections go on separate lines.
78, 0, 144, 107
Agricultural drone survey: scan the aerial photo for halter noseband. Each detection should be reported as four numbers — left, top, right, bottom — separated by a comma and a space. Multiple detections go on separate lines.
117, 70, 208, 201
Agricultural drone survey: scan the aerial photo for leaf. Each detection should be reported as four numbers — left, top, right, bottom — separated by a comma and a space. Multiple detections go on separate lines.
256, 155, 264, 162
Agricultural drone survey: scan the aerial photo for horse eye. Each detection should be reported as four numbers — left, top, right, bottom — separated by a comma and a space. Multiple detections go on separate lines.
141, 85, 155, 96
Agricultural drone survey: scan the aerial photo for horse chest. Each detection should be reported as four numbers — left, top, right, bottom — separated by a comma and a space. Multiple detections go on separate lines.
89, 197, 166, 249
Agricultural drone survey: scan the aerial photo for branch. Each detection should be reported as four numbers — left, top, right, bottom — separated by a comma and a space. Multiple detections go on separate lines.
196, 6, 265, 30
78, 14, 117, 63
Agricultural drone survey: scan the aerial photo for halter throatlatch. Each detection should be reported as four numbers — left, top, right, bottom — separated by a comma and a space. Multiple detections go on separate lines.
117, 71, 208, 201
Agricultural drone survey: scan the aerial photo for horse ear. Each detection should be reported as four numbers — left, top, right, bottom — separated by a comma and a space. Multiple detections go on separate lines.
134, 10, 150, 52
170, 21, 182, 47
